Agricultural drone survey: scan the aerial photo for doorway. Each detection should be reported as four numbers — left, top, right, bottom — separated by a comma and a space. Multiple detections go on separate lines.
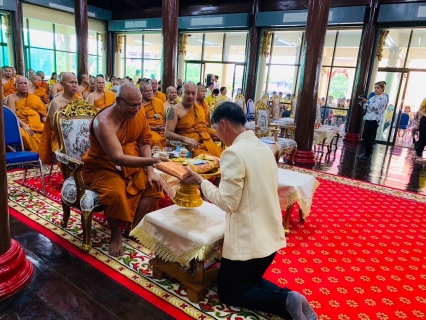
184, 61, 245, 100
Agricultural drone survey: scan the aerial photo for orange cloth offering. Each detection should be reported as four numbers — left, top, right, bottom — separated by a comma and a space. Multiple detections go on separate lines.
94, 90, 116, 110
155, 91, 166, 103
3, 78, 17, 96
175, 104, 222, 157
156, 156, 219, 180
82, 108, 163, 223
15, 93, 47, 152
33, 87, 50, 105
143, 97, 166, 148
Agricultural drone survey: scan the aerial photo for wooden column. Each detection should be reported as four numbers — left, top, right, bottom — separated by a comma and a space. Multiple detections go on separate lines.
344, 0, 380, 143
75, 0, 89, 79
244, 0, 260, 101
0, 69, 33, 299
293, 0, 331, 166
107, 31, 114, 77
162, 0, 179, 91
12, 0, 25, 75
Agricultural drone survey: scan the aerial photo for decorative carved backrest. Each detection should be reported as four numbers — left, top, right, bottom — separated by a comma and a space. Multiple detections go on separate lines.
234, 94, 246, 114
209, 101, 218, 115
271, 94, 281, 119
255, 101, 270, 130
54, 98, 98, 161
260, 94, 269, 106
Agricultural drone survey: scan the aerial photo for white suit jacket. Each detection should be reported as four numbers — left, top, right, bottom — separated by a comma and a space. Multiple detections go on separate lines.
201, 130, 286, 261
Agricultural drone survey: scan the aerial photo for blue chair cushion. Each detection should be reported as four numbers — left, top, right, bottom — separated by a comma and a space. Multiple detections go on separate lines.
6, 152, 40, 164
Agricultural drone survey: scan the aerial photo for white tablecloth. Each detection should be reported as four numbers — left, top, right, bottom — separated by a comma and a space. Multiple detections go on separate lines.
130, 202, 226, 268
245, 118, 294, 131
277, 169, 319, 218
314, 126, 339, 146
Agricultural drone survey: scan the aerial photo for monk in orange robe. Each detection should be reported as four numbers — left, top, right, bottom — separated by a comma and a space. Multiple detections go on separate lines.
82, 83, 168, 256
164, 86, 177, 114
140, 83, 166, 148
6, 76, 47, 152
51, 72, 65, 98
150, 78, 166, 103
196, 85, 211, 127
2, 67, 17, 96
36, 71, 50, 95
28, 75, 50, 106
165, 82, 222, 157
78, 74, 90, 96
87, 76, 116, 110
38, 73, 81, 164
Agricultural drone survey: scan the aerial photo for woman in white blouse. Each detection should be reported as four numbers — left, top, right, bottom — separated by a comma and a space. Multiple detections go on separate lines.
358, 81, 388, 160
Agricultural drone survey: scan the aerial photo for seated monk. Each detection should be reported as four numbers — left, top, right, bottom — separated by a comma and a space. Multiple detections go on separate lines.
83, 77, 96, 100
51, 72, 65, 98
36, 71, 50, 95
196, 85, 211, 127
38, 73, 81, 164
82, 83, 168, 256
87, 76, 116, 110
6, 76, 47, 152
164, 86, 177, 114
29, 75, 50, 106
165, 82, 222, 157
140, 83, 166, 148
2, 67, 17, 96
150, 78, 166, 103
78, 74, 90, 96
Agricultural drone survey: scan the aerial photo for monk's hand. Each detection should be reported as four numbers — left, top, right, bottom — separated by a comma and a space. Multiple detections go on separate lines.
153, 156, 170, 164
181, 166, 204, 185
147, 170, 162, 191
22, 124, 34, 137
183, 137, 199, 150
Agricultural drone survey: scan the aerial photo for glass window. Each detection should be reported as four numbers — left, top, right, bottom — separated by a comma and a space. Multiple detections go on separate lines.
29, 48, 55, 74
28, 19, 54, 49
185, 63, 201, 84
270, 30, 303, 65
268, 65, 300, 96
144, 59, 161, 79
328, 68, 356, 100
144, 34, 162, 59
203, 33, 223, 61
88, 31, 98, 55
55, 51, 76, 74
322, 30, 337, 66
186, 34, 203, 60
224, 32, 247, 63
379, 29, 411, 68
407, 29, 426, 69
54, 24, 76, 52
333, 30, 362, 67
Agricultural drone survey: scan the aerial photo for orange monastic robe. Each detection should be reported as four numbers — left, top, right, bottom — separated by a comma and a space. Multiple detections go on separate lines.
94, 90, 116, 110
3, 79, 16, 96
82, 108, 163, 222
196, 100, 211, 127
32, 87, 50, 106
143, 97, 166, 148
175, 104, 222, 157
15, 93, 47, 152
154, 91, 166, 103
38, 94, 81, 164
41, 81, 50, 95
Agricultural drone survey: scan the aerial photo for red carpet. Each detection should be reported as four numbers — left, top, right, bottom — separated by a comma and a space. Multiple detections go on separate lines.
7, 167, 426, 320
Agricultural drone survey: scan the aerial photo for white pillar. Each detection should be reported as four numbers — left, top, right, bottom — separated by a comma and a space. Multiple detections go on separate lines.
115, 35, 124, 78
178, 54, 185, 81
255, 56, 268, 102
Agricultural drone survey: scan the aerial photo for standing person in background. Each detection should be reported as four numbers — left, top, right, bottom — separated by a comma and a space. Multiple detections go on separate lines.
213, 75, 220, 90
176, 85, 183, 103
206, 83, 214, 97
49, 72, 58, 87
412, 98, 426, 145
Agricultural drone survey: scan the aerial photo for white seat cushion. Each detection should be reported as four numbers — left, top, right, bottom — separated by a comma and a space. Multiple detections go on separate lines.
262, 137, 297, 150
61, 177, 102, 211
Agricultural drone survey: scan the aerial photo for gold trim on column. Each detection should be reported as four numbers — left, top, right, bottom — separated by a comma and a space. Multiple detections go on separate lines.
376, 29, 389, 62
115, 35, 124, 54
3, 14, 11, 39
260, 31, 273, 58
100, 34, 106, 51
179, 33, 189, 56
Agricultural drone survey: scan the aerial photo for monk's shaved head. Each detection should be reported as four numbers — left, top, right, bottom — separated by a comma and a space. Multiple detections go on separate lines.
182, 82, 197, 106
117, 82, 140, 99
61, 73, 78, 95
197, 85, 206, 92
16, 76, 28, 83
15, 76, 29, 93
166, 86, 176, 94
31, 75, 41, 82
183, 81, 197, 91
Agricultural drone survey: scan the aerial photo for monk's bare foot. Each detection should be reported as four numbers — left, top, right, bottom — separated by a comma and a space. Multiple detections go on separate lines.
108, 232, 124, 257
123, 222, 132, 238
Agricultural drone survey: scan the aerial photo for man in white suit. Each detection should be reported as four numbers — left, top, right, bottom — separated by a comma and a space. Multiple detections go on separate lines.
183, 102, 317, 320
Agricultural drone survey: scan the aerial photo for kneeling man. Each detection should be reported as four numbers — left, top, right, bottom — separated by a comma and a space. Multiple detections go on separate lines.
82, 83, 168, 256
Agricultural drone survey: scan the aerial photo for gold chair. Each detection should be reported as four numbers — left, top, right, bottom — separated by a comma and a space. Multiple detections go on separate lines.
271, 94, 281, 119
255, 101, 297, 165
53, 99, 102, 252
234, 93, 246, 114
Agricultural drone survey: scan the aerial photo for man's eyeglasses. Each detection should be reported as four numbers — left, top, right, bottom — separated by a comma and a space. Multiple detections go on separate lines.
119, 97, 142, 109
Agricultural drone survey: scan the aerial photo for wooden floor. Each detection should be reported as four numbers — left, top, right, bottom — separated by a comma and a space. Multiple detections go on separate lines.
2, 141, 425, 319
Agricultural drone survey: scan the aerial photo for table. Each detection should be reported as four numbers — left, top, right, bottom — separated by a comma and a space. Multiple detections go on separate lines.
278, 169, 319, 236
130, 202, 226, 302
245, 118, 294, 131
314, 126, 340, 153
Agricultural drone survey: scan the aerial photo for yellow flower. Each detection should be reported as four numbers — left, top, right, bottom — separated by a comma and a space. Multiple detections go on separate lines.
338, 315, 350, 320
320, 288, 330, 295
413, 310, 425, 317
354, 287, 364, 294
365, 298, 376, 306
386, 286, 397, 292
376, 312, 389, 320
358, 313, 370, 320
302, 288, 312, 296
277, 278, 287, 285
337, 287, 348, 294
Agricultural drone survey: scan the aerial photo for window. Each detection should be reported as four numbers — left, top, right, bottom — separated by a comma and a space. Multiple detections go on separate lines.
23, 17, 104, 79
0, 13, 11, 66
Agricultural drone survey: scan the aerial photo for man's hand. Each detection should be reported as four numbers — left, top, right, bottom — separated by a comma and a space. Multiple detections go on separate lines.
152, 156, 170, 164
181, 166, 204, 185
22, 124, 34, 136
151, 125, 165, 132
361, 98, 368, 103
184, 137, 199, 150
147, 169, 162, 190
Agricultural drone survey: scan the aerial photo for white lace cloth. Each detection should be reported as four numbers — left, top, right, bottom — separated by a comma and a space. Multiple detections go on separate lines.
314, 126, 339, 146
130, 202, 226, 268
245, 118, 294, 131
277, 169, 319, 218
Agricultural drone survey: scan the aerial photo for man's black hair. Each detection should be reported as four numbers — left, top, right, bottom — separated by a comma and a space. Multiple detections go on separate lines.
211, 101, 246, 126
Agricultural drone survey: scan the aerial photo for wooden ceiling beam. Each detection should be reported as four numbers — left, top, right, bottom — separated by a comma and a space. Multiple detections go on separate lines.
112, 7, 162, 20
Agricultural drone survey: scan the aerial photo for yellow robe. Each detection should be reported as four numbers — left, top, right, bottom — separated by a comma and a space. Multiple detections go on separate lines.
175, 104, 222, 157
143, 97, 166, 148
196, 100, 211, 127
41, 81, 50, 95
15, 93, 47, 152
82, 108, 163, 222
154, 91, 166, 103
3, 78, 17, 96
94, 91, 116, 110
32, 87, 50, 106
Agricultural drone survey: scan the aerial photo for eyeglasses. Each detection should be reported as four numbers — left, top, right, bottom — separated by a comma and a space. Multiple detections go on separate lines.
119, 97, 142, 109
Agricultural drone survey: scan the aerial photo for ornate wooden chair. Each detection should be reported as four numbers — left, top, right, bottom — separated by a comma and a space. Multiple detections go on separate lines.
53, 99, 102, 252
271, 94, 281, 119
255, 101, 297, 165
234, 93, 247, 114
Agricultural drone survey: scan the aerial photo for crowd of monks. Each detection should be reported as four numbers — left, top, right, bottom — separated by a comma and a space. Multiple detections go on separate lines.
3, 66, 226, 255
